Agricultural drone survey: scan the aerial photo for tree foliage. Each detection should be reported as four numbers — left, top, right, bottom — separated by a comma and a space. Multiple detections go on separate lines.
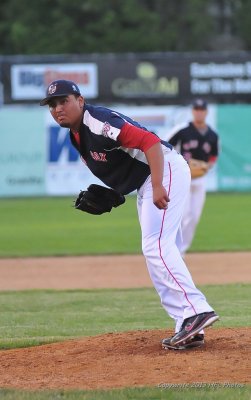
0, 0, 249, 55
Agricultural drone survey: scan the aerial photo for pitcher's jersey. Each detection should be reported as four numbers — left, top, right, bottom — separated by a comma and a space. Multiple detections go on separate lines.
69, 103, 172, 194
168, 122, 219, 163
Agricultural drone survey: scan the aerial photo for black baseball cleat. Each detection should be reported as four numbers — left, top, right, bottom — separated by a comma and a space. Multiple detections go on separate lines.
170, 311, 219, 346
162, 334, 204, 350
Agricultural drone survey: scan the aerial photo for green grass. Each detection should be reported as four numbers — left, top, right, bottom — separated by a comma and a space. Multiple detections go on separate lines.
0, 284, 250, 350
0, 193, 250, 257
0, 386, 249, 400
191, 192, 251, 252
0, 196, 140, 257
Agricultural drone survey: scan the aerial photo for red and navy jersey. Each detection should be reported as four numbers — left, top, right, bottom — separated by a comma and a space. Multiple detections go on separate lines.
69, 103, 172, 194
168, 122, 219, 163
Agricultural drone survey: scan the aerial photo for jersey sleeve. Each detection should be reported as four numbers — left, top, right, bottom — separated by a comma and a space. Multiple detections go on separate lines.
83, 108, 126, 142
83, 105, 160, 151
118, 123, 160, 151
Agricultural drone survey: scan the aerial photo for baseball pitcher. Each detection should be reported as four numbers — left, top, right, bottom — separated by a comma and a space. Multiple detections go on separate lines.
40, 81, 219, 350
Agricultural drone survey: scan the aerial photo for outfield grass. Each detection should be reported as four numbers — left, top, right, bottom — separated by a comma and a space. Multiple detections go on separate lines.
0, 193, 250, 257
0, 196, 140, 257
191, 192, 251, 252
0, 284, 250, 350
0, 386, 249, 400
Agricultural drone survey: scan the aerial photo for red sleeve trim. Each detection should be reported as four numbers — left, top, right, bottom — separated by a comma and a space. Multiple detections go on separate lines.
118, 122, 160, 152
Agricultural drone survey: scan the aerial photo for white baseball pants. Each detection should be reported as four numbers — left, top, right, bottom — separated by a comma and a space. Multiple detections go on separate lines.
179, 176, 206, 255
137, 149, 213, 332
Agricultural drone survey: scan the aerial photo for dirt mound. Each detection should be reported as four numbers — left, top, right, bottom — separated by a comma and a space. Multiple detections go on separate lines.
0, 327, 250, 390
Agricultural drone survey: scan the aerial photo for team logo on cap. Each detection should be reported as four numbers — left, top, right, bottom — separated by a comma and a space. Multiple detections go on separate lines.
72, 84, 78, 92
48, 84, 57, 95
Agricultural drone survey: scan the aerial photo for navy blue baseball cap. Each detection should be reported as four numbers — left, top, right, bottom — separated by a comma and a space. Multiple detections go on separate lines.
40, 79, 81, 106
192, 98, 207, 110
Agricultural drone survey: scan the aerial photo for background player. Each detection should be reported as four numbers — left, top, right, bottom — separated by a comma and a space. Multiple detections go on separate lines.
168, 99, 219, 256
40, 80, 219, 350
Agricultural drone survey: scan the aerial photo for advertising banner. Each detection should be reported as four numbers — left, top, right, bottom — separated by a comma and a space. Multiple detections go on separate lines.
1, 103, 250, 198
0, 106, 46, 196
190, 60, 251, 97
2, 52, 251, 105
45, 111, 102, 196
11, 63, 98, 101
97, 53, 251, 104
98, 56, 187, 104
217, 105, 251, 191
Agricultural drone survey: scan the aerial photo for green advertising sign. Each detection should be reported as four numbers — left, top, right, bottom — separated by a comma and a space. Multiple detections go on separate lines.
217, 105, 251, 191
0, 106, 46, 196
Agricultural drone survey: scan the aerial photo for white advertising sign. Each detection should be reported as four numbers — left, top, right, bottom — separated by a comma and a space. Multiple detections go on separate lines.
45, 111, 102, 196
11, 63, 98, 100
190, 61, 251, 95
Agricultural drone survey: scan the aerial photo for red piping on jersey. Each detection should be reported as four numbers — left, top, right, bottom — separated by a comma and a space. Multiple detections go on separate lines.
158, 161, 197, 315
208, 155, 217, 163
72, 131, 80, 146
118, 122, 160, 152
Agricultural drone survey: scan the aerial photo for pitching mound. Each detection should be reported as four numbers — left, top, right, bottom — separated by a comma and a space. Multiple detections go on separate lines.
0, 327, 250, 390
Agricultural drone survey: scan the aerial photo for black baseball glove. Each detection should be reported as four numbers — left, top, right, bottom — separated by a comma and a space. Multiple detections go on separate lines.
74, 184, 126, 215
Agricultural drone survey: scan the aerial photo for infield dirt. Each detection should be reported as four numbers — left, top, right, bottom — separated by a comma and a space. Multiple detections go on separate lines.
0, 252, 250, 390
0, 251, 250, 290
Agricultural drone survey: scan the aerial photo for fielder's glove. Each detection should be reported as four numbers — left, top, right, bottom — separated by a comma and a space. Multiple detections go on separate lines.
188, 158, 209, 179
74, 184, 126, 215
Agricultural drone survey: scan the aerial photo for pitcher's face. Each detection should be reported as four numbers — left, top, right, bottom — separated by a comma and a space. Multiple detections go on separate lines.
48, 95, 84, 129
